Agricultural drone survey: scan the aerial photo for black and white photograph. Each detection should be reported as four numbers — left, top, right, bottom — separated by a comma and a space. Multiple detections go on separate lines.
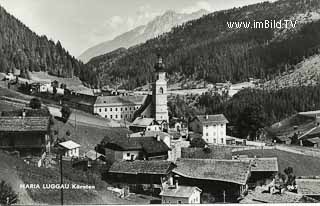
0, 0, 320, 205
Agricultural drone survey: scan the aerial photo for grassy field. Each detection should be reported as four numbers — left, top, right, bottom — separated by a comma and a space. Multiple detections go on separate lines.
233, 149, 320, 176
51, 118, 131, 153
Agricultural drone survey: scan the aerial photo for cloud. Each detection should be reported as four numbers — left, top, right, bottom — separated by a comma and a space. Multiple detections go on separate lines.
180, 1, 214, 13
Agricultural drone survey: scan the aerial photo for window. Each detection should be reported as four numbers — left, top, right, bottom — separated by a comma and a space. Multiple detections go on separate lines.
115, 108, 118, 111
214, 139, 216, 144
159, 87, 164, 94
206, 133, 208, 136
121, 107, 123, 111
125, 107, 127, 111
221, 138, 224, 144
105, 108, 107, 112
99, 108, 101, 112
115, 115, 118, 119
206, 125, 208, 128
110, 108, 113, 112
105, 115, 107, 118
104, 101, 106, 103
127, 153, 130, 157
178, 201, 182, 204
121, 115, 123, 118
110, 115, 113, 119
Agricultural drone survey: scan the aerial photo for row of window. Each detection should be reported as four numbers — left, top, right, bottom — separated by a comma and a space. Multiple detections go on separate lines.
98, 106, 139, 113
105, 114, 132, 119
205, 131, 224, 136
205, 124, 224, 128
205, 138, 225, 144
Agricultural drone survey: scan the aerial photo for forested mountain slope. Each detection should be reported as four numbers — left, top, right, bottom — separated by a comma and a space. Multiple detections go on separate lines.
86, 0, 320, 89
0, 5, 98, 87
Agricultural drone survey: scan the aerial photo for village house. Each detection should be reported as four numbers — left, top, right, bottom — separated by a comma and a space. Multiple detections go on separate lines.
106, 160, 176, 195
296, 177, 320, 201
99, 135, 170, 162
189, 114, 229, 145
233, 157, 279, 187
93, 95, 147, 121
298, 126, 320, 147
173, 158, 251, 203
160, 183, 202, 204
0, 112, 51, 156
58, 140, 81, 158
129, 117, 161, 133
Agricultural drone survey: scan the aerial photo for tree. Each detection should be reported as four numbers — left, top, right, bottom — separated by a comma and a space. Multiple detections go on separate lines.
29, 98, 41, 109
190, 137, 207, 148
61, 105, 71, 123
0, 180, 18, 205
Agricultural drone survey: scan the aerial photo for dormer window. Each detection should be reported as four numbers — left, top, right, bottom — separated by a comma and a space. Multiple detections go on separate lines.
159, 87, 164, 94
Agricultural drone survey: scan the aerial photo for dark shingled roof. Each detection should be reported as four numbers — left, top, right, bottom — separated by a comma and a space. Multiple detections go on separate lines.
109, 160, 176, 175
103, 135, 170, 154
296, 178, 320, 195
238, 157, 279, 172
0, 116, 50, 132
160, 185, 202, 198
173, 158, 251, 185
196, 114, 229, 124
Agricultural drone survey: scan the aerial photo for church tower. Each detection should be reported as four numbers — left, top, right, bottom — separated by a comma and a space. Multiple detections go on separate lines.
152, 55, 169, 124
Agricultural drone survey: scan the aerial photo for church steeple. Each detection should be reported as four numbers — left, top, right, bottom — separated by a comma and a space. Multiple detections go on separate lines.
154, 55, 165, 72
152, 55, 169, 126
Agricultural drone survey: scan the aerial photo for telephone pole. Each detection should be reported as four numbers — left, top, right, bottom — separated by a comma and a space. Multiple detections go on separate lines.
60, 154, 64, 205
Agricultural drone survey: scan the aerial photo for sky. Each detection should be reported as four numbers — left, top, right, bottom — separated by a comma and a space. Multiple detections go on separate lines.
0, 0, 276, 57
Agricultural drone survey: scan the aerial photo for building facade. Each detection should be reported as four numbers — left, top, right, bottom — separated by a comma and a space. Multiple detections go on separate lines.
189, 114, 229, 145
160, 184, 202, 204
93, 95, 147, 121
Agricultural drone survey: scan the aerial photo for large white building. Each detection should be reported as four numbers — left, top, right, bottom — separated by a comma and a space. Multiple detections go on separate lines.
93, 95, 147, 121
189, 114, 229, 145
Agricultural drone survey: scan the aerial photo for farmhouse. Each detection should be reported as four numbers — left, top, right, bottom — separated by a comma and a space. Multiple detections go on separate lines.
235, 157, 279, 186
129, 117, 161, 133
298, 126, 320, 147
296, 177, 320, 200
160, 183, 202, 204
189, 114, 229, 145
173, 158, 251, 202
100, 135, 170, 162
0, 114, 51, 156
106, 160, 176, 194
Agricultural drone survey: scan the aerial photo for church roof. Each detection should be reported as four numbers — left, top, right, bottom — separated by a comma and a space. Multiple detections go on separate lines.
131, 117, 157, 127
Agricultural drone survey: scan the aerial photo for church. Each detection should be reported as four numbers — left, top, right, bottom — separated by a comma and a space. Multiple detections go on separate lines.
92, 55, 169, 129
131, 55, 170, 131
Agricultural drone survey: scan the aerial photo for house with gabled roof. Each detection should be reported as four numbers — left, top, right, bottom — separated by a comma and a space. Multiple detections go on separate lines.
106, 160, 176, 195
0, 114, 51, 156
129, 117, 160, 132
189, 114, 229, 145
296, 177, 320, 200
160, 183, 202, 204
172, 158, 251, 202
99, 134, 170, 162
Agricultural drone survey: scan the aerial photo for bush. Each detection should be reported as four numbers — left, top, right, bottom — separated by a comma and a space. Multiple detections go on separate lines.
190, 137, 207, 148
29, 98, 42, 109
0, 180, 18, 205
61, 105, 71, 123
